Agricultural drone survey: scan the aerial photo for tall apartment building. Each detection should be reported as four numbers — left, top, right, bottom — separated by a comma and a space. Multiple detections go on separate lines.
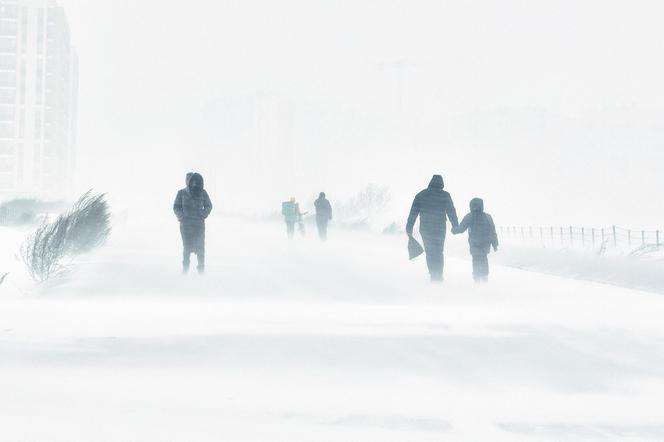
0, 0, 78, 197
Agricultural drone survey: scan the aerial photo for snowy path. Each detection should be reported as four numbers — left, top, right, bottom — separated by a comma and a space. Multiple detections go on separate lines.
2, 216, 664, 441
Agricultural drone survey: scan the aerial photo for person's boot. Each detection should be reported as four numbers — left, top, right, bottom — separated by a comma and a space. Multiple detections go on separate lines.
197, 265, 205, 275
182, 262, 190, 275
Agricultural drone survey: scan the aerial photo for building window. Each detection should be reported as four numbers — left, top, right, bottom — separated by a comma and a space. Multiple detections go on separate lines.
0, 157, 14, 173
0, 70, 16, 87
0, 105, 14, 121
0, 140, 14, 155
0, 54, 16, 69
0, 88, 15, 104
0, 122, 14, 137
0, 5, 19, 19
0, 36, 17, 53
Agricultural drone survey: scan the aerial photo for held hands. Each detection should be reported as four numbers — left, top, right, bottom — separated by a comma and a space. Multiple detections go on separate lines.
451, 226, 460, 235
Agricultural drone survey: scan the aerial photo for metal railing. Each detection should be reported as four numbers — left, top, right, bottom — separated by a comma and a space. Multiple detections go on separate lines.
499, 225, 662, 251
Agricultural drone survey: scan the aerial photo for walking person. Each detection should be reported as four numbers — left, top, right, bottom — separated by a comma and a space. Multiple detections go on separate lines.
173, 172, 213, 274
406, 174, 459, 282
452, 198, 498, 282
314, 192, 332, 241
282, 197, 303, 239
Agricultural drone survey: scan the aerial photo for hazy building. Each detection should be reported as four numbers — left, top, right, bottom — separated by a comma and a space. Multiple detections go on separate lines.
0, 0, 78, 197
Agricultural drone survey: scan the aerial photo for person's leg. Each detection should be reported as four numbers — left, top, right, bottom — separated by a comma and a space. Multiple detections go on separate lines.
286, 222, 295, 239
480, 254, 489, 282
423, 236, 444, 282
472, 254, 480, 282
440, 231, 447, 279
317, 221, 327, 241
196, 225, 206, 273
180, 224, 190, 274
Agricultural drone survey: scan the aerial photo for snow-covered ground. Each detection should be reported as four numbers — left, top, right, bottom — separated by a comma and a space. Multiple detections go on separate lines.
2, 216, 664, 441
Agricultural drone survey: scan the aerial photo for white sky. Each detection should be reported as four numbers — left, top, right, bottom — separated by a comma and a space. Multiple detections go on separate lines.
57, 0, 664, 226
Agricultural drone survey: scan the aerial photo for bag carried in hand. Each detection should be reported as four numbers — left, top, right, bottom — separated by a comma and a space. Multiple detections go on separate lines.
408, 236, 424, 260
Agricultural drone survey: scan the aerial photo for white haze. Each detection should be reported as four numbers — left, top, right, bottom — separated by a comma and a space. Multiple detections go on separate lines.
3, 3, 664, 440
59, 0, 664, 228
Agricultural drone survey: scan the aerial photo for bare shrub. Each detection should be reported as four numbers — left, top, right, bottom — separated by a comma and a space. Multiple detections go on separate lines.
337, 184, 391, 223
21, 192, 111, 283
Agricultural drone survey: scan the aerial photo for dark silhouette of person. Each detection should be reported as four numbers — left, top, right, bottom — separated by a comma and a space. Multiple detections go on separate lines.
406, 174, 459, 282
173, 172, 212, 274
453, 198, 498, 282
282, 197, 303, 239
314, 192, 332, 241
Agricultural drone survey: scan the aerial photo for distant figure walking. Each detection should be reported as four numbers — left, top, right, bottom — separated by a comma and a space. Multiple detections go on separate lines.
282, 197, 303, 239
453, 198, 498, 282
173, 172, 213, 274
314, 192, 332, 241
406, 174, 459, 282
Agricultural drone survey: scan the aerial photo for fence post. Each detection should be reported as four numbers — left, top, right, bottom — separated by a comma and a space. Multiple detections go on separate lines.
550, 226, 554, 241
657, 230, 660, 249
601, 228, 605, 243
540, 227, 543, 241
642, 230, 645, 246
529, 226, 533, 238
591, 228, 595, 247
521, 227, 525, 240
581, 227, 585, 246
613, 226, 617, 246
570, 226, 574, 245
628, 230, 632, 247
560, 227, 564, 243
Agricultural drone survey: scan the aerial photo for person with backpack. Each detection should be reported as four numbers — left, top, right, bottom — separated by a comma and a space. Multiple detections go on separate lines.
452, 198, 498, 282
314, 192, 332, 241
406, 174, 459, 282
173, 172, 213, 274
282, 197, 303, 239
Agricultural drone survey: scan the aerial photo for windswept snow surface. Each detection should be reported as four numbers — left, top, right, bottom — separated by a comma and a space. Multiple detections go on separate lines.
2, 216, 664, 441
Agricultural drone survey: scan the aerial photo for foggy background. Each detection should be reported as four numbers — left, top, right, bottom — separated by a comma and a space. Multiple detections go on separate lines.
61, 0, 664, 228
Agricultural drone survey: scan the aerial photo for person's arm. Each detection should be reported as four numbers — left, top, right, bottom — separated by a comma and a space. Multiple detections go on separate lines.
446, 194, 459, 229
327, 201, 333, 220
405, 195, 420, 236
173, 190, 184, 222
203, 191, 213, 218
488, 214, 499, 250
454, 214, 470, 234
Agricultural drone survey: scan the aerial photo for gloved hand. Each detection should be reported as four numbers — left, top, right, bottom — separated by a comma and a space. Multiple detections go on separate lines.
493, 244, 498, 252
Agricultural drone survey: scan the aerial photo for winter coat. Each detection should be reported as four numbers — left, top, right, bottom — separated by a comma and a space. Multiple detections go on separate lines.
282, 201, 302, 223
173, 173, 213, 225
314, 197, 332, 223
406, 175, 459, 238
455, 198, 498, 255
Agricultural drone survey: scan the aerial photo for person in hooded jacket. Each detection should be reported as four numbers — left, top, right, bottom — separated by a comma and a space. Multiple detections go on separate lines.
452, 198, 498, 282
282, 197, 303, 239
406, 175, 459, 282
314, 192, 332, 241
173, 172, 213, 274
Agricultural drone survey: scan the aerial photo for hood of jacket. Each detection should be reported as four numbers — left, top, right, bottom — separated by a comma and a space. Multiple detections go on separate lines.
470, 198, 484, 212
428, 174, 444, 189
187, 173, 204, 194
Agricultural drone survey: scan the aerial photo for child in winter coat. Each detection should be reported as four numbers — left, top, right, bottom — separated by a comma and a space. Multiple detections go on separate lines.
452, 198, 498, 282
